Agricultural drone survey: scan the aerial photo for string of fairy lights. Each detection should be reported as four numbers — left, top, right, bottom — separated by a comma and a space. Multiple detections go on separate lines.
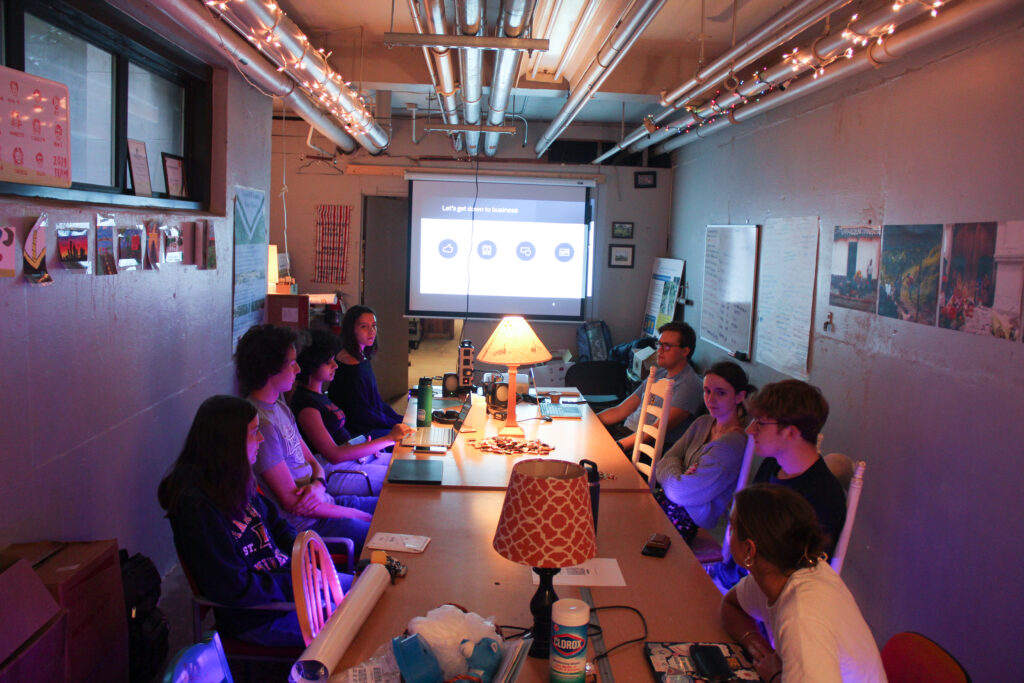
663, 0, 946, 140
203, 0, 385, 149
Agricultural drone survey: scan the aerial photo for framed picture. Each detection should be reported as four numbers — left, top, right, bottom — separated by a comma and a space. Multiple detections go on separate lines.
612, 221, 634, 239
608, 244, 635, 269
634, 171, 657, 189
126, 138, 152, 197
162, 152, 187, 198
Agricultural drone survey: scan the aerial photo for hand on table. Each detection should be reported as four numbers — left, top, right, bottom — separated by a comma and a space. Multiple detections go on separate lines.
389, 423, 414, 441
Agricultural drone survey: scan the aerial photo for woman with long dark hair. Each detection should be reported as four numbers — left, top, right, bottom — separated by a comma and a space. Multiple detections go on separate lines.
653, 361, 755, 543
721, 484, 884, 682
327, 305, 404, 439
158, 395, 348, 647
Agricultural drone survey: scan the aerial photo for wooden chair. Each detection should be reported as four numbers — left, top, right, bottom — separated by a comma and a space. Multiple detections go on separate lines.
825, 454, 866, 575
691, 433, 756, 564
176, 552, 302, 664
881, 632, 971, 683
291, 530, 346, 646
163, 631, 233, 683
630, 367, 674, 490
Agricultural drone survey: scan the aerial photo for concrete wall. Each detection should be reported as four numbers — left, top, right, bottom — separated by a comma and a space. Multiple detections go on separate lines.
0, 64, 272, 571
669, 7, 1024, 678
268, 118, 675, 355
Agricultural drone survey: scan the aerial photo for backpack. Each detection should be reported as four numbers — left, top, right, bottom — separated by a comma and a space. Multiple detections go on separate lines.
576, 320, 613, 362
120, 550, 169, 681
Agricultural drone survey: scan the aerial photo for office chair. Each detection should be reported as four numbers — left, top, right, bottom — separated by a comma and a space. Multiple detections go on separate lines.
564, 360, 629, 411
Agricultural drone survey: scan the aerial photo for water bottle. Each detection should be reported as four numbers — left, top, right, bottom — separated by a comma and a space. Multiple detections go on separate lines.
416, 377, 433, 427
550, 598, 589, 682
289, 660, 329, 683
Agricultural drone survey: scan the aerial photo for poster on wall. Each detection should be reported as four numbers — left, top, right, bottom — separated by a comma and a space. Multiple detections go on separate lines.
755, 217, 818, 379
56, 222, 91, 274
829, 225, 880, 312
939, 221, 1022, 342
232, 186, 268, 351
144, 221, 162, 270
24, 213, 52, 285
878, 224, 942, 325
0, 226, 16, 277
95, 218, 117, 276
0, 65, 71, 188
641, 257, 685, 338
117, 226, 144, 271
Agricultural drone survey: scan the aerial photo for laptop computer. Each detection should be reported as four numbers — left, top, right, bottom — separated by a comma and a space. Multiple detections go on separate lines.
529, 368, 583, 419
401, 395, 472, 450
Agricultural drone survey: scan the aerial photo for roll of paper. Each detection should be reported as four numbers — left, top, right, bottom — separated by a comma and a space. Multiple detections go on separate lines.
293, 563, 390, 675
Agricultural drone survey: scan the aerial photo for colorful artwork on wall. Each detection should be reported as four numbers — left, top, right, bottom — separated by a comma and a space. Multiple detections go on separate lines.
829, 225, 880, 312
56, 222, 91, 274
878, 224, 942, 325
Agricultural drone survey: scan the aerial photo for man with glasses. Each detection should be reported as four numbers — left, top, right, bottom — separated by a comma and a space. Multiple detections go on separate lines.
598, 321, 702, 452
709, 379, 846, 591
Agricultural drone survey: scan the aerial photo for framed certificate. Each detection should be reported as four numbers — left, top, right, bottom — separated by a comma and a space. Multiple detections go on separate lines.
162, 152, 186, 198
127, 139, 152, 197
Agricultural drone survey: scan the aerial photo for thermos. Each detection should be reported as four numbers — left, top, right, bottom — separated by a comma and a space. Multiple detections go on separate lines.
550, 598, 589, 682
416, 377, 433, 427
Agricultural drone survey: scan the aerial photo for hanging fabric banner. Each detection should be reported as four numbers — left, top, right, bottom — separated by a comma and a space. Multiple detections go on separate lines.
314, 204, 351, 283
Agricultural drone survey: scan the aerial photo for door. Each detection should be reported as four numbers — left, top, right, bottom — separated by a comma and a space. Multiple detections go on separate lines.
361, 195, 410, 402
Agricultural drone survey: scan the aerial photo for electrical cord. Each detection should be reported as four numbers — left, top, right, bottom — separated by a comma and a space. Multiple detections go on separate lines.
589, 605, 648, 661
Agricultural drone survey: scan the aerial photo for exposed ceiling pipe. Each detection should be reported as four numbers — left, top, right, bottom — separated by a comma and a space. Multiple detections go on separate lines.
145, 0, 358, 153
594, 0, 853, 163
637, 0, 926, 154
552, 0, 602, 84
423, 0, 464, 151
458, 0, 485, 155
534, 0, 667, 157
527, 0, 566, 79
656, 0, 1015, 154
404, 0, 449, 131
652, 0, 929, 152
484, 0, 536, 156
202, 0, 388, 153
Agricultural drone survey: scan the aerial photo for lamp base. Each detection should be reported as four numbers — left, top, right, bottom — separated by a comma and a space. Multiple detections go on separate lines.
497, 424, 525, 439
527, 567, 560, 658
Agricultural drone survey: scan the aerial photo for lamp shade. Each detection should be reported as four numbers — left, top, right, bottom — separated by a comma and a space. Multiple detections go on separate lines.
493, 459, 597, 568
477, 316, 552, 366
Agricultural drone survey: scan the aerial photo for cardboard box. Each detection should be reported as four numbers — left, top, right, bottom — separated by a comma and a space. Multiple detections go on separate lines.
0, 541, 129, 683
0, 559, 61, 665
532, 355, 573, 387
0, 611, 67, 683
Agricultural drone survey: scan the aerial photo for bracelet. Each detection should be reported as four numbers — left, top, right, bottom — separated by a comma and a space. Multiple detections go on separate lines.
313, 476, 327, 487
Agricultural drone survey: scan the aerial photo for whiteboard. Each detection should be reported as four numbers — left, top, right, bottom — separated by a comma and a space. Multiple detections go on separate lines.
700, 225, 759, 356
754, 217, 819, 379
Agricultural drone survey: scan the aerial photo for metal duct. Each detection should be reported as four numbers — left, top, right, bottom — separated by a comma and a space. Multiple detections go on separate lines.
655, 0, 1018, 154
484, 0, 535, 156
534, 0, 667, 157
145, 0, 359, 153
458, 0, 485, 155
597, 0, 853, 162
423, 0, 464, 151
202, 0, 388, 153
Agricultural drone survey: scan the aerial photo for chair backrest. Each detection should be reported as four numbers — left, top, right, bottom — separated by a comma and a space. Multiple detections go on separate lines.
825, 454, 865, 575
291, 530, 346, 646
163, 631, 233, 683
881, 632, 971, 683
734, 434, 756, 496
630, 367, 674, 491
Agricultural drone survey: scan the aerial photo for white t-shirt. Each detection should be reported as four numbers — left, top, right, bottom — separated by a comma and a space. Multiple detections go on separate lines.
735, 563, 887, 682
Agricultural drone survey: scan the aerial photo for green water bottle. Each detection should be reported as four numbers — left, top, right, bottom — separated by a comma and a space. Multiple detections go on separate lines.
416, 377, 433, 427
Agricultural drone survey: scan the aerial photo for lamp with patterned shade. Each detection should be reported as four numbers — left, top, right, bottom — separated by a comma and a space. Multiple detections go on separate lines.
476, 316, 552, 439
493, 459, 597, 658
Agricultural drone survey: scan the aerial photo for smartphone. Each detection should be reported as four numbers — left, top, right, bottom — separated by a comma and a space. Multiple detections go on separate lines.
690, 644, 732, 680
641, 533, 671, 557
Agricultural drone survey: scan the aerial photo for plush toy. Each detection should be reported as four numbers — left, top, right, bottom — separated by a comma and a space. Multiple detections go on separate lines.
406, 605, 502, 679
461, 637, 502, 683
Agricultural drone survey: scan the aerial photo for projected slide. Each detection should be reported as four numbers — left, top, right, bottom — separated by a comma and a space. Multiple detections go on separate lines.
407, 178, 592, 320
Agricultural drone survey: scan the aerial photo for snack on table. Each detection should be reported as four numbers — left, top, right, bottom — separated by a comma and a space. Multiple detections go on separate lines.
469, 436, 555, 455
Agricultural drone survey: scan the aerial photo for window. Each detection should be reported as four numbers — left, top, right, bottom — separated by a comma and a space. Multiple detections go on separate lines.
3, 0, 211, 206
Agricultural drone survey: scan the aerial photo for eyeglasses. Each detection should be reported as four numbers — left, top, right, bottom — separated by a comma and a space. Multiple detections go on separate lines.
751, 418, 784, 429
657, 341, 683, 350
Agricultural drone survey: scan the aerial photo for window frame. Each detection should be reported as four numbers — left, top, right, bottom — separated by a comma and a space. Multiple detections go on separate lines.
1, 0, 211, 209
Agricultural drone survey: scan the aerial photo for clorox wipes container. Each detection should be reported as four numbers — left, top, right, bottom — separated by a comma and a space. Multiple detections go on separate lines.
550, 598, 589, 682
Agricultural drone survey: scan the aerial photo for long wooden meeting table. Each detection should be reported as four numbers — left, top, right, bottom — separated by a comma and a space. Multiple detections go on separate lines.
327, 392, 730, 681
